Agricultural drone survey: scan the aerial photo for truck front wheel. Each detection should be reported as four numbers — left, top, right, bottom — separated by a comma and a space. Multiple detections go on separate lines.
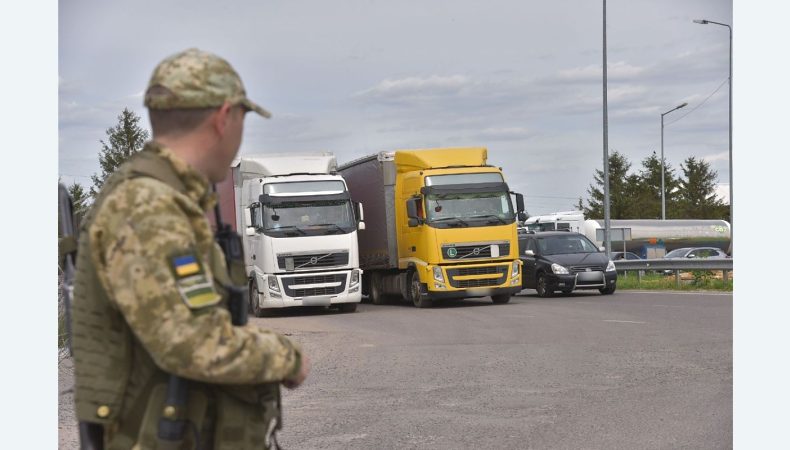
491, 294, 511, 304
409, 272, 433, 308
249, 278, 265, 317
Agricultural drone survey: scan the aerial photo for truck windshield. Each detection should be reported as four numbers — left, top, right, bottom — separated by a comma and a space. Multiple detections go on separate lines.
425, 191, 515, 226
262, 200, 355, 237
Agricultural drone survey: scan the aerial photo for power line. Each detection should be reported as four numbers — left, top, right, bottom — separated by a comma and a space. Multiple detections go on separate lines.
665, 77, 729, 126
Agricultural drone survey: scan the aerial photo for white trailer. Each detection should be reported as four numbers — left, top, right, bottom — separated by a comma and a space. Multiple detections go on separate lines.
220, 153, 364, 315
523, 211, 731, 256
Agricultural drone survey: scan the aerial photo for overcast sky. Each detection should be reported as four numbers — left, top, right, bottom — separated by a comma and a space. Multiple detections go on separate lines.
59, 0, 732, 215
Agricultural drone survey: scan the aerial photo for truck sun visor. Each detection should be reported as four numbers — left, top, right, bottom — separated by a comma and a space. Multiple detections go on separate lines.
260, 191, 351, 205
420, 182, 509, 197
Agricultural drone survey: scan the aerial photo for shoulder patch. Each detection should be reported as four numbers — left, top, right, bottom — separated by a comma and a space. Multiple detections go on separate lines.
170, 252, 221, 309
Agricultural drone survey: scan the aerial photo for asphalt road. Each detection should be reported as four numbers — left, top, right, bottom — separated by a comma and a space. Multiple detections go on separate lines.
58, 290, 732, 449
269, 290, 732, 450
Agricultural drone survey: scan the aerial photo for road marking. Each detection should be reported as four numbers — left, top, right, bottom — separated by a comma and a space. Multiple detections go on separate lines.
651, 304, 685, 308
602, 320, 646, 324
360, 343, 376, 348
625, 290, 732, 297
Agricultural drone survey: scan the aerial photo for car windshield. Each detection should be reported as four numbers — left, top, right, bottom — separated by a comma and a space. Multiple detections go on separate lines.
664, 248, 689, 258
537, 235, 599, 255
263, 200, 355, 234
425, 192, 515, 224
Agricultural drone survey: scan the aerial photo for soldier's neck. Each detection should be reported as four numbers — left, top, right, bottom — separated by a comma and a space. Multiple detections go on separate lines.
154, 133, 218, 181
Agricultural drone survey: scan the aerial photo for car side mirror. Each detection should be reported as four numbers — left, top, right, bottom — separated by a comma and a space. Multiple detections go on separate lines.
599, 246, 606, 252
524, 249, 535, 257
687, 253, 696, 258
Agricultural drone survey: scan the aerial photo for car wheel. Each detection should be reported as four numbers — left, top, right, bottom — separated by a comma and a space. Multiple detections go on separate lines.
491, 294, 511, 304
599, 283, 617, 295
536, 273, 553, 298
409, 272, 433, 308
369, 273, 387, 305
249, 278, 265, 317
336, 303, 357, 313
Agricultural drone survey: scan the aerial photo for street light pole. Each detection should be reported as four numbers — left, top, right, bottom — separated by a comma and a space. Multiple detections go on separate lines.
694, 18, 732, 252
660, 102, 688, 220
602, 0, 611, 256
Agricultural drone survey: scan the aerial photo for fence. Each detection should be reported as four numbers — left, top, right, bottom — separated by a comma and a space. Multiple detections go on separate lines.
613, 258, 733, 287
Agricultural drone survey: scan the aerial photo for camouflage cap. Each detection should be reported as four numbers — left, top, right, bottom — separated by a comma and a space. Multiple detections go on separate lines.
144, 48, 271, 118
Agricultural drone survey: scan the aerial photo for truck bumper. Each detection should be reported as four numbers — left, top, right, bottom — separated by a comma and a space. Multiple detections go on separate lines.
426, 285, 522, 300
254, 269, 363, 309
421, 261, 522, 300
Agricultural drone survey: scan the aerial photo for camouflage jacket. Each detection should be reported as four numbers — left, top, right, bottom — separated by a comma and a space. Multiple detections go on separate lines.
88, 142, 301, 383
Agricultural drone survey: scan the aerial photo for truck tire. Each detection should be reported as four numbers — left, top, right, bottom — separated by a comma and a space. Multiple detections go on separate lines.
337, 303, 357, 313
491, 294, 511, 304
409, 272, 433, 308
369, 272, 387, 305
535, 273, 553, 298
249, 278, 265, 317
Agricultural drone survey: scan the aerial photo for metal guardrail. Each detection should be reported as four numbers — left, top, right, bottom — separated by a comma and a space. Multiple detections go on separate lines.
613, 258, 733, 286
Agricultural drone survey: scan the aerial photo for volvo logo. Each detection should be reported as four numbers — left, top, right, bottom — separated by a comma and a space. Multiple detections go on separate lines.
472, 247, 481, 255
309, 256, 319, 265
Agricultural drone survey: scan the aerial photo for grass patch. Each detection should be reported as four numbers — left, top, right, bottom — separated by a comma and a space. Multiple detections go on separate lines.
618, 271, 733, 292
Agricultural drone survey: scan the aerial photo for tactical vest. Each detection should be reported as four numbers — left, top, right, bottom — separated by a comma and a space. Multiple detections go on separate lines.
72, 148, 282, 449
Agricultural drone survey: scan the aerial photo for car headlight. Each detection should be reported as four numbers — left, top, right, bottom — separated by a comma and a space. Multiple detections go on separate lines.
512, 261, 519, 278
551, 263, 569, 275
267, 275, 280, 292
433, 266, 445, 283
606, 260, 616, 272
350, 269, 360, 286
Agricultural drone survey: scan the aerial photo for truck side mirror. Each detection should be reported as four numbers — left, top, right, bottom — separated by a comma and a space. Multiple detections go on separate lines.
518, 212, 527, 222
514, 192, 525, 214
244, 207, 253, 227
406, 198, 421, 227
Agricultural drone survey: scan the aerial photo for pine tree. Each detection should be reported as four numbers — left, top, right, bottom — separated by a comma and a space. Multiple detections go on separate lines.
632, 151, 681, 219
676, 156, 727, 219
67, 182, 90, 227
89, 108, 150, 198
581, 150, 640, 219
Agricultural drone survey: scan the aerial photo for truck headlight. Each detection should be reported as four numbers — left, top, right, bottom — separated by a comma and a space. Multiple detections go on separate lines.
350, 269, 360, 286
267, 275, 280, 292
606, 260, 616, 272
433, 266, 445, 283
511, 261, 519, 278
551, 263, 569, 275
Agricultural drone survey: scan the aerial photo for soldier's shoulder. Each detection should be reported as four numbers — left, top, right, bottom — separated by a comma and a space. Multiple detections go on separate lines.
93, 177, 183, 225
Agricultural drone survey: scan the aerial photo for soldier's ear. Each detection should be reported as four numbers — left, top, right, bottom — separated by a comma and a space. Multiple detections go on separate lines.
212, 102, 233, 137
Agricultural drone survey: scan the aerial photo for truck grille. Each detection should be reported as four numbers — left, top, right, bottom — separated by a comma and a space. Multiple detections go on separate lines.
454, 278, 504, 288
446, 265, 508, 289
442, 243, 510, 260
281, 273, 347, 298
277, 252, 349, 271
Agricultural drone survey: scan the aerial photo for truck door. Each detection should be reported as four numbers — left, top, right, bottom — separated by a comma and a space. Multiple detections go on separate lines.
522, 237, 538, 288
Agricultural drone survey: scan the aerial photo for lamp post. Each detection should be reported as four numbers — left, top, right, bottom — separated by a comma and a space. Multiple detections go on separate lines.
660, 102, 688, 220
602, 0, 611, 256
693, 18, 732, 251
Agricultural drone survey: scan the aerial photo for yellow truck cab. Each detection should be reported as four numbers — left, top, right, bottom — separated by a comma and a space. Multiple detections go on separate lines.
339, 148, 526, 307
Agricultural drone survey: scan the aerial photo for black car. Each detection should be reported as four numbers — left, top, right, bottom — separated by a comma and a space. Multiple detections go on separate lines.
518, 230, 617, 297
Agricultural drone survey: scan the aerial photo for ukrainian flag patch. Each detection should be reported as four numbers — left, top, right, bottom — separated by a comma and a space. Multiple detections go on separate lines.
170, 252, 221, 309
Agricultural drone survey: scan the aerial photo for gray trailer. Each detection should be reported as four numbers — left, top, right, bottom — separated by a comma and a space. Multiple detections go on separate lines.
337, 152, 398, 270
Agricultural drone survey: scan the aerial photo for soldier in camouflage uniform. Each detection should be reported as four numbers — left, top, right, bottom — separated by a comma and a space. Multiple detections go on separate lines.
71, 48, 310, 449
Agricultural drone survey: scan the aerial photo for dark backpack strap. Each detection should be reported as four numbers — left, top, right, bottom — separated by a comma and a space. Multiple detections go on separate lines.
126, 150, 188, 195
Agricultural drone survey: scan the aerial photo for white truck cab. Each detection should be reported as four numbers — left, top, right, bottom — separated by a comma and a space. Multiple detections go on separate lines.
231, 153, 363, 314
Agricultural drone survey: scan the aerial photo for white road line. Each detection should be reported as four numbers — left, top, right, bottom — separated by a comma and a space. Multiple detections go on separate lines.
624, 290, 732, 296
602, 320, 647, 324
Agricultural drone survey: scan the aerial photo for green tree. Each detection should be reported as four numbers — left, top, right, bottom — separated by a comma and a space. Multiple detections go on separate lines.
581, 150, 640, 219
90, 108, 150, 198
67, 182, 90, 227
676, 156, 727, 220
632, 151, 681, 219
